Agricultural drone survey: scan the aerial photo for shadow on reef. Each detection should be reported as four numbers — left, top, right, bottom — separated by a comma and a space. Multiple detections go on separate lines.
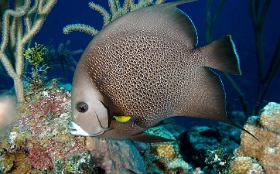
177, 111, 245, 172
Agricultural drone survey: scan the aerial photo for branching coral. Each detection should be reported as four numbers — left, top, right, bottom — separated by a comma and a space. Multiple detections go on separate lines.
63, 0, 166, 37
23, 42, 48, 90
0, 0, 57, 102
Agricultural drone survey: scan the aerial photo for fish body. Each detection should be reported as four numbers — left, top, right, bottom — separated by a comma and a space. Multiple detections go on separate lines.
70, 0, 242, 141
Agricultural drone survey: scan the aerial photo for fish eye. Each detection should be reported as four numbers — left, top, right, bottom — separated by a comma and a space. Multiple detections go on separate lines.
77, 102, 88, 113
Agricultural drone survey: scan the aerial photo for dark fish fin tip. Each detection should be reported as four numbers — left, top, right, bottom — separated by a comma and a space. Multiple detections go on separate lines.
243, 128, 259, 141
153, 120, 175, 127
224, 117, 259, 141
238, 126, 259, 141
129, 133, 175, 142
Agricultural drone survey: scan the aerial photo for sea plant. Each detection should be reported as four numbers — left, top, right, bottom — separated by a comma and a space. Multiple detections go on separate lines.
23, 42, 46, 67
206, 0, 280, 117
22, 41, 82, 90
41, 40, 82, 73
0, 0, 57, 102
23, 42, 48, 90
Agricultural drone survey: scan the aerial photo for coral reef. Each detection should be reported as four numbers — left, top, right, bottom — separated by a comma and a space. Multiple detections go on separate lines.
178, 125, 239, 170
0, 149, 32, 174
4, 64, 278, 174
0, 82, 146, 173
0, 81, 87, 172
141, 125, 193, 174
152, 143, 175, 159
231, 102, 280, 173
231, 157, 264, 174
205, 148, 233, 173
216, 111, 246, 143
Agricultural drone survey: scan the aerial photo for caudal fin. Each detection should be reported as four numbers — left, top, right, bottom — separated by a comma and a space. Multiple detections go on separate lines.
201, 35, 241, 75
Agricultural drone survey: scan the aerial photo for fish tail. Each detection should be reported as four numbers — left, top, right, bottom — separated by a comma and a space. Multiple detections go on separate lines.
200, 35, 242, 75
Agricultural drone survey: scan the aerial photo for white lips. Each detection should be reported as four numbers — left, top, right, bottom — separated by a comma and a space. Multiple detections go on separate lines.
69, 122, 91, 136
69, 121, 108, 136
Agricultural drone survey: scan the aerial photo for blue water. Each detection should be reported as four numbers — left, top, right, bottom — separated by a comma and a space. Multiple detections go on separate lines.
1, 0, 280, 129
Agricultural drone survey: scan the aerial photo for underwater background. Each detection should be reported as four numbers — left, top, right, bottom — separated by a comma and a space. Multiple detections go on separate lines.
2, 0, 280, 129
1, 0, 280, 173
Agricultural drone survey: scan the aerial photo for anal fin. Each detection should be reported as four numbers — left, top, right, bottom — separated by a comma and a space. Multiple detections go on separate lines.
174, 67, 231, 123
174, 67, 259, 140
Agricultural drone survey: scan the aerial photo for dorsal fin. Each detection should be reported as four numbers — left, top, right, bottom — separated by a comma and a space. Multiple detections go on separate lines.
95, 0, 198, 49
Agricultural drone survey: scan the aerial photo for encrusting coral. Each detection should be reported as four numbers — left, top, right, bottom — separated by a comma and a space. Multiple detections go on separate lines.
231, 102, 280, 174
0, 81, 87, 172
231, 156, 264, 174
152, 143, 175, 159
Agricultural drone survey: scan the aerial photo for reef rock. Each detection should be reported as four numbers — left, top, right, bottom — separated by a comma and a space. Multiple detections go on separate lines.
179, 125, 239, 169
142, 124, 192, 174
231, 102, 280, 174
86, 137, 145, 174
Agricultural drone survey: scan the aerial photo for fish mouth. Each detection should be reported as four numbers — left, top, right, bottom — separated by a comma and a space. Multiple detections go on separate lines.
69, 122, 110, 136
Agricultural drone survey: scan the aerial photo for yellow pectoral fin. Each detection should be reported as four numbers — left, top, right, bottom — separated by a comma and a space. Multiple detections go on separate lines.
113, 115, 133, 123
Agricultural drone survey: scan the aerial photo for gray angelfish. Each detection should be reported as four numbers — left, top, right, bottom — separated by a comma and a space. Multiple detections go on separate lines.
69, 0, 255, 142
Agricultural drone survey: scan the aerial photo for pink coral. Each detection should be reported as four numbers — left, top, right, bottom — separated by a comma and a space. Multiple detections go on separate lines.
3, 84, 86, 170
28, 143, 53, 170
